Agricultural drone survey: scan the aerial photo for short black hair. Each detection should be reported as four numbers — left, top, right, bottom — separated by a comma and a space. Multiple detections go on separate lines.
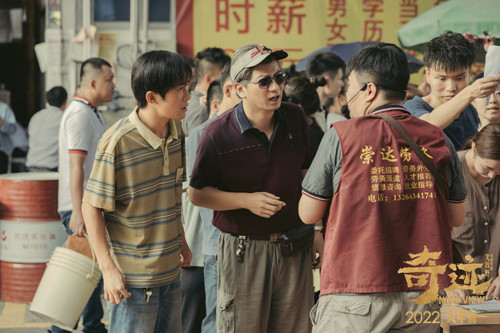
46, 86, 67, 107
194, 47, 231, 83
207, 79, 223, 114
220, 62, 232, 87
80, 57, 112, 84
131, 50, 192, 108
182, 55, 195, 69
424, 31, 475, 73
306, 52, 346, 81
283, 76, 320, 116
347, 43, 409, 101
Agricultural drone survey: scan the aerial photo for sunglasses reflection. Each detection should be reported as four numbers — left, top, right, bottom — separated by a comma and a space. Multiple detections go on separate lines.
247, 73, 288, 89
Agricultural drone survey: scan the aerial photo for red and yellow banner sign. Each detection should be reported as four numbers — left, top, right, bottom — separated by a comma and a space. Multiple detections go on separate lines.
191, 0, 442, 66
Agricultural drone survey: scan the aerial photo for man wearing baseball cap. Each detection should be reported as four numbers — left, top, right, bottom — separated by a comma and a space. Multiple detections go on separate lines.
189, 44, 322, 332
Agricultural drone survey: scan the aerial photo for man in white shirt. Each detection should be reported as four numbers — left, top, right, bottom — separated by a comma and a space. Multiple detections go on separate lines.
52, 58, 114, 333
26, 86, 67, 172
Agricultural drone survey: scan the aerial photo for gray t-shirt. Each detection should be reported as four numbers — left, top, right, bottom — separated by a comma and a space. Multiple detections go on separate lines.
182, 90, 208, 136
26, 106, 64, 169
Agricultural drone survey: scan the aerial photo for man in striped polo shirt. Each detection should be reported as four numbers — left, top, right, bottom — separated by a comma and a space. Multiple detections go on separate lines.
82, 51, 192, 332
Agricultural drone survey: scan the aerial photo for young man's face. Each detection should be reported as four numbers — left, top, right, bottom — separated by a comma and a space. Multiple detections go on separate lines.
473, 91, 500, 124
95, 65, 115, 105
322, 68, 344, 99
239, 60, 284, 113
425, 66, 470, 106
156, 83, 191, 120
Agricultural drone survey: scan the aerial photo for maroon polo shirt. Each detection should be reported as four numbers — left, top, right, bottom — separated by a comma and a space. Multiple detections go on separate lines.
190, 102, 317, 235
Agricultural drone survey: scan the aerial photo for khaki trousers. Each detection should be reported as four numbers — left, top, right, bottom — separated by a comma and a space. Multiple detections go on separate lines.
217, 232, 314, 333
310, 291, 441, 333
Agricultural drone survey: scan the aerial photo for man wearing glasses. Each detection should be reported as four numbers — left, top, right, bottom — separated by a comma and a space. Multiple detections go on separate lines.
189, 44, 321, 332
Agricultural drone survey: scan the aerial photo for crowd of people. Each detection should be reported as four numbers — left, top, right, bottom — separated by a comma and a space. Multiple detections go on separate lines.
1, 30, 500, 333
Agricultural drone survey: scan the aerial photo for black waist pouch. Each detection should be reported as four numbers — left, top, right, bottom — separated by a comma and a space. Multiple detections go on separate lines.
279, 224, 314, 257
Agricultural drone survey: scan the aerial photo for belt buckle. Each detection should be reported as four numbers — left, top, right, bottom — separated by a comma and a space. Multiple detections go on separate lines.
270, 233, 279, 243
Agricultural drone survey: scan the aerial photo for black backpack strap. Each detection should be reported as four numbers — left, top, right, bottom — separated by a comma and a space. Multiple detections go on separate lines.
377, 112, 447, 199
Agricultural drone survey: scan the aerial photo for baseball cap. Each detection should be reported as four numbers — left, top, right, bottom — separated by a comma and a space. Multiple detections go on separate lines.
230, 45, 288, 81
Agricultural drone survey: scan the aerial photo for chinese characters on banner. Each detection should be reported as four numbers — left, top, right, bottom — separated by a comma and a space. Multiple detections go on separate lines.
216, 0, 255, 33
267, 0, 306, 34
326, 0, 347, 42
194, 0, 437, 66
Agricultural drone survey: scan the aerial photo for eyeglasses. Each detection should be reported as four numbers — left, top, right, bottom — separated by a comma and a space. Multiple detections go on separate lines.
244, 73, 287, 89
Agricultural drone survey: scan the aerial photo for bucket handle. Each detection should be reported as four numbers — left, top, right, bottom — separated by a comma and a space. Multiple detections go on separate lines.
83, 233, 98, 280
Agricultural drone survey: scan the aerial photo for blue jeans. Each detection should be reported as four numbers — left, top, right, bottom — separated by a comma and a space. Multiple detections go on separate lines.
201, 255, 217, 333
181, 266, 205, 332
108, 276, 182, 333
51, 211, 106, 333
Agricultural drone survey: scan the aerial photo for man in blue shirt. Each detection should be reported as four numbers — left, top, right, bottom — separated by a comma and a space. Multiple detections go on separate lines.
404, 31, 500, 150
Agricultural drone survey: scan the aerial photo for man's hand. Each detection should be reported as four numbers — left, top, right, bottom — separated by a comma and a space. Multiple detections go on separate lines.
245, 192, 286, 218
312, 231, 324, 270
0, 117, 4, 126
486, 276, 500, 303
69, 210, 86, 236
468, 76, 500, 99
180, 231, 192, 267
102, 265, 131, 305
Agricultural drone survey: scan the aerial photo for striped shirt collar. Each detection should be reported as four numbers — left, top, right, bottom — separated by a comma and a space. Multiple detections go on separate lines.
129, 107, 180, 149
370, 105, 409, 115
74, 95, 96, 109
74, 95, 102, 123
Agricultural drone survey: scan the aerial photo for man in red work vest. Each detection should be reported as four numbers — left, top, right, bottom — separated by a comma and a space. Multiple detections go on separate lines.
299, 43, 467, 332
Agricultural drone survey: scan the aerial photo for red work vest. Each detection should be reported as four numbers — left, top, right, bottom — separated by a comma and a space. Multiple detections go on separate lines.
321, 107, 453, 295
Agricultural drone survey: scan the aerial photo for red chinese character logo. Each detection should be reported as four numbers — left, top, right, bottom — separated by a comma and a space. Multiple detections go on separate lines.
216, 0, 255, 34
400, 0, 418, 25
328, 0, 346, 17
363, 20, 383, 42
326, 18, 347, 42
363, 0, 383, 18
267, 0, 306, 34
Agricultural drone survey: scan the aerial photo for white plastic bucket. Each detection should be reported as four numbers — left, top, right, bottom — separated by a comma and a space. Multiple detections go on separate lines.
29, 235, 101, 331
0, 220, 66, 262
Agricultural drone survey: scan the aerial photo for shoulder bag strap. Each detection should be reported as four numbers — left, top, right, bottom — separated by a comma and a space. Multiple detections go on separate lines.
376, 112, 448, 199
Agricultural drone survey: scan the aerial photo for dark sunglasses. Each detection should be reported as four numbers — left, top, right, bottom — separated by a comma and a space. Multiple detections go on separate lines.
245, 73, 287, 89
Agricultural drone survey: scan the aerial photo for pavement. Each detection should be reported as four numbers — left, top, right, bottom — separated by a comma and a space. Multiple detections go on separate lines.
0, 299, 108, 333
